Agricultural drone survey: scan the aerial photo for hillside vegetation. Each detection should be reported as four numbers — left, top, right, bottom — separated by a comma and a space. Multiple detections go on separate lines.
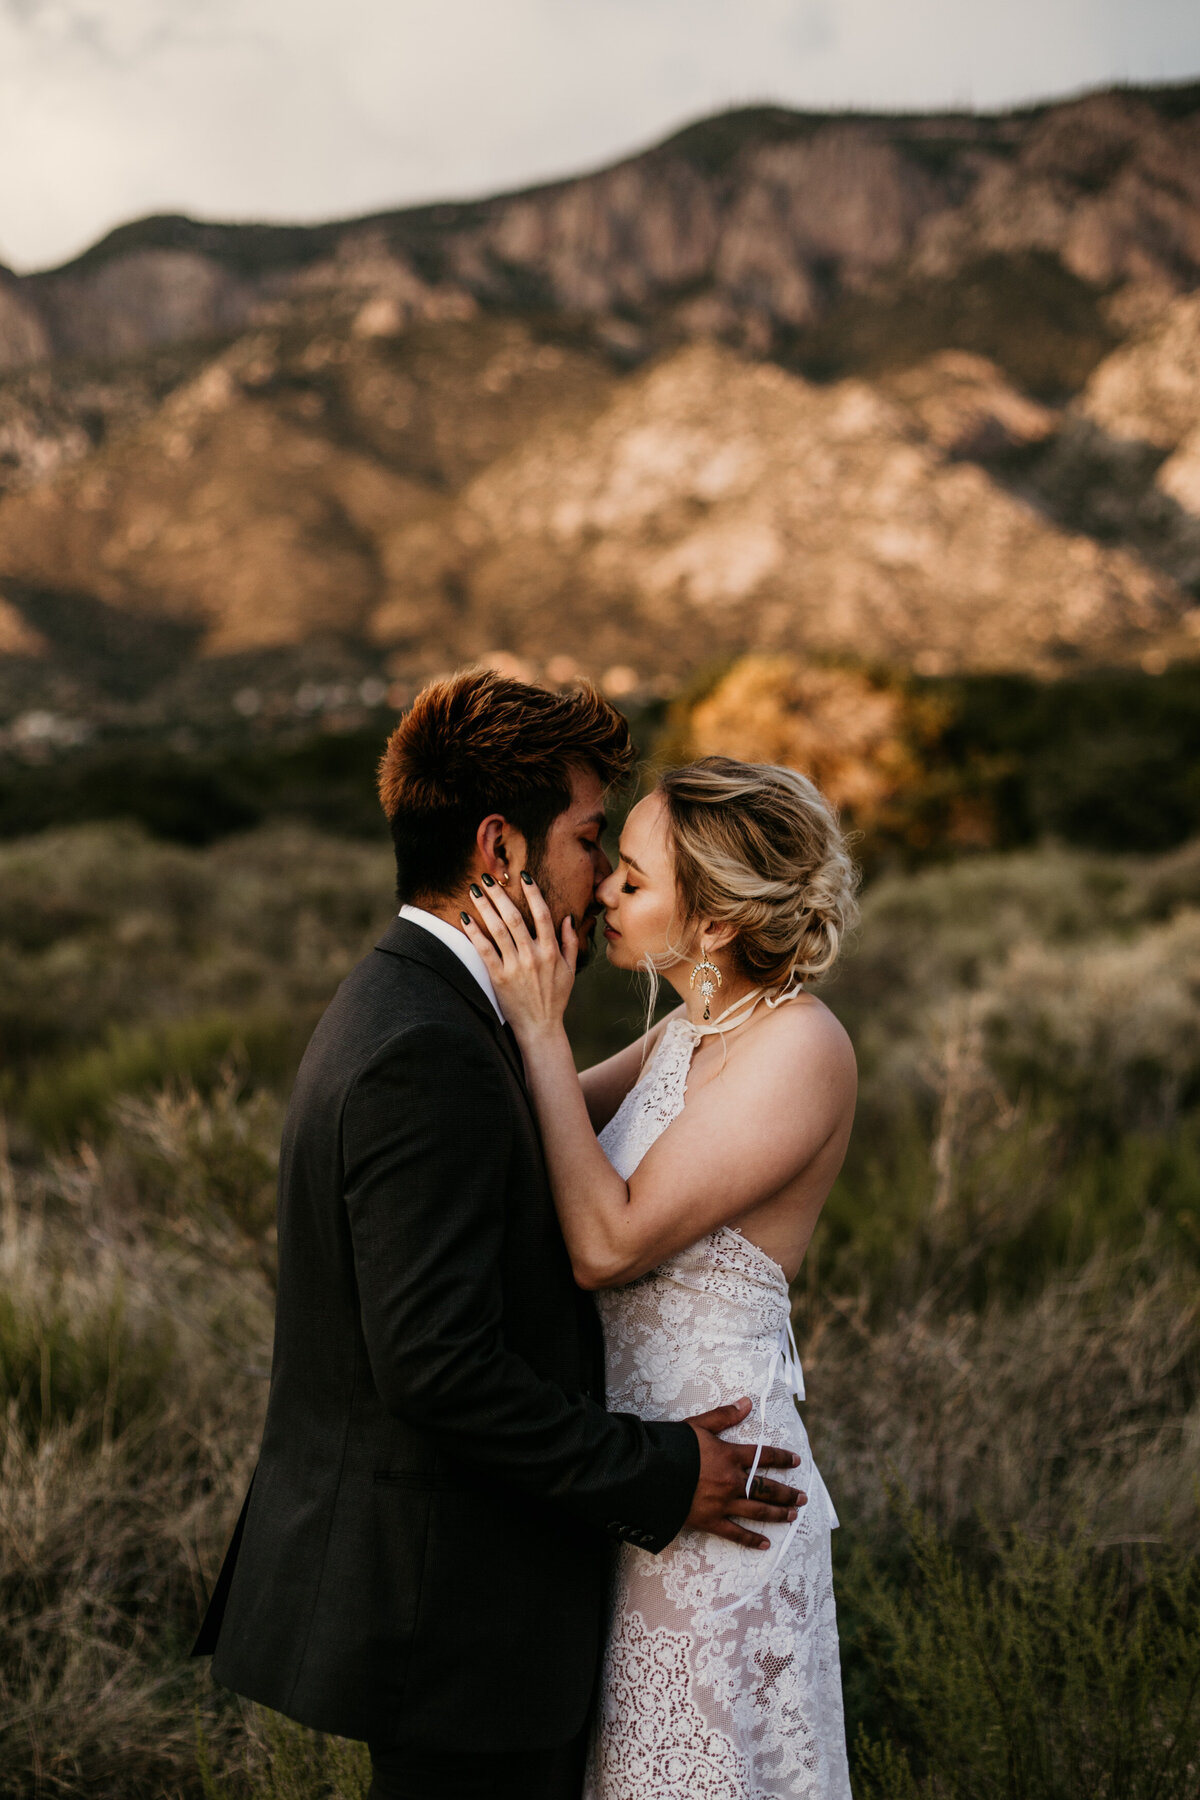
0, 820, 1196, 1796
5, 656, 1199, 870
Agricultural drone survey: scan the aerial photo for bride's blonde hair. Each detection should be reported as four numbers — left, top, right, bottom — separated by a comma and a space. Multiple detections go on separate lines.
653, 756, 860, 992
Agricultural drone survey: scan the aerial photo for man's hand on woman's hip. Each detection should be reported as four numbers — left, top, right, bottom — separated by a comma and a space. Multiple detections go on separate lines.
684, 1397, 805, 1549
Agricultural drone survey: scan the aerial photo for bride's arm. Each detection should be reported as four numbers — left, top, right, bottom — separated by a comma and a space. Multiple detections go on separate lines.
463, 880, 855, 1290
461, 881, 637, 1233
534, 1005, 854, 1290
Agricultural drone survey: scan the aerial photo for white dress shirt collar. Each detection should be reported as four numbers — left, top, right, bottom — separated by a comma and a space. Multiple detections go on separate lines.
397, 904, 505, 1022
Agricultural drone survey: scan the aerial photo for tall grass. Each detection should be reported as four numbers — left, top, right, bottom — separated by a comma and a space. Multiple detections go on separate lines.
0, 1095, 272, 1797
0, 822, 1196, 1795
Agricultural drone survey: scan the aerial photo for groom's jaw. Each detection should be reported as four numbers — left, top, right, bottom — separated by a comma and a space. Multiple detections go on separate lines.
580, 903, 605, 946
569, 905, 597, 969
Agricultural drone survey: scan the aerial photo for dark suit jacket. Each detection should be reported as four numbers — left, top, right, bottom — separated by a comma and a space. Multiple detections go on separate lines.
195, 917, 699, 1749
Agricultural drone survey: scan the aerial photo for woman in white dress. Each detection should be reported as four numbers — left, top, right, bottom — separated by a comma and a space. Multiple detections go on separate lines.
463, 755, 858, 1800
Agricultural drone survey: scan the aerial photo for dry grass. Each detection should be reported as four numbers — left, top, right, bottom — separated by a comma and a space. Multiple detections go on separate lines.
807, 1258, 1200, 1544
0, 822, 1196, 1794
0, 1104, 271, 1797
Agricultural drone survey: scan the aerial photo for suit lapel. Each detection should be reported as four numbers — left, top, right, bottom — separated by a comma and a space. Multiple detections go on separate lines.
374, 916, 530, 1094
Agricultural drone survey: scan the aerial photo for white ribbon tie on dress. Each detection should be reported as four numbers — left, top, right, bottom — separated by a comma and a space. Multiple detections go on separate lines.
712, 1313, 838, 1617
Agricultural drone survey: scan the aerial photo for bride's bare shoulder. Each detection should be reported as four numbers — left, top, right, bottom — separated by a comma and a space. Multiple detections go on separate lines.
745, 993, 856, 1083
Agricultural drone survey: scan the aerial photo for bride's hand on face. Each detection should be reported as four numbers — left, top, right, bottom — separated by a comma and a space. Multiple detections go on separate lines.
461, 872, 577, 1042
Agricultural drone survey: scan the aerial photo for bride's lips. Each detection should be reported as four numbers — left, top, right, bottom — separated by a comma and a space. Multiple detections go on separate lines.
603, 920, 621, 939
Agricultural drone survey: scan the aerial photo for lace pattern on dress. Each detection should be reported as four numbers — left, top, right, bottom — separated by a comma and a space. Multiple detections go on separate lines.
598, 1018, 697, 1183
585, 1017, 851, 1800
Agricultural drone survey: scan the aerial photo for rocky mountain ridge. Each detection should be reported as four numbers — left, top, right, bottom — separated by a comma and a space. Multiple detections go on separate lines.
1, 82, 1199, 725
2, 303, 1198, 704
4, 83, 1200, 383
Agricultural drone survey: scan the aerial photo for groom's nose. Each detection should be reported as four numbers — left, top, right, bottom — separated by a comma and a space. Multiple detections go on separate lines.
593, 844, 613, 886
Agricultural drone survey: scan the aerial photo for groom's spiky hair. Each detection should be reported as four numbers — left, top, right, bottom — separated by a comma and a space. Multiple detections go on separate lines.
378, 667, 634, 902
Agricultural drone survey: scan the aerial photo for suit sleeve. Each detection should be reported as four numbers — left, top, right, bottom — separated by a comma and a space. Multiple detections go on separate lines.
341, 1021, 699, 1552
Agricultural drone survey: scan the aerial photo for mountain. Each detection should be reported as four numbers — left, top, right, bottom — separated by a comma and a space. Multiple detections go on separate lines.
6, 83, 1200, 385
1, 82, 1199, 723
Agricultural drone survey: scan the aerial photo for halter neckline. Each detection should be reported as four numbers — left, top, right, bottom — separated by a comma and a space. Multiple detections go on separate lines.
682, 979, 807, 1039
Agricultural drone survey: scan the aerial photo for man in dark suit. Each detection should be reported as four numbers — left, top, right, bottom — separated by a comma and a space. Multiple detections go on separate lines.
195, 669, 802, 1800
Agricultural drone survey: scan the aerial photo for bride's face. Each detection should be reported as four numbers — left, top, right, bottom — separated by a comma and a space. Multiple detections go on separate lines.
595, 790, 690, 975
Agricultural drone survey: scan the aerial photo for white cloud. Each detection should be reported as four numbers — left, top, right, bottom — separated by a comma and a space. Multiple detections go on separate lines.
0, 0, 1198, 271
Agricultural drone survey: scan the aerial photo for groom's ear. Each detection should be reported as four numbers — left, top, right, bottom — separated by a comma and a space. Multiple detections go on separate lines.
475, 814, 528, 884
474, 813, 505, 882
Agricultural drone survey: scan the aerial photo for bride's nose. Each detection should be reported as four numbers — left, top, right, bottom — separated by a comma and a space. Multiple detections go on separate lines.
595, 867, 620, 907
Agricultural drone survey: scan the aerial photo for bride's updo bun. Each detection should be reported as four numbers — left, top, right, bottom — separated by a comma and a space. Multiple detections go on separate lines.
657, 757, 860, 986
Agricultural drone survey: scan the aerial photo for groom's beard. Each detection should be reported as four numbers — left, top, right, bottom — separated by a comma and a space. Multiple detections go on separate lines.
572, 904, 600, 970
520, 858, 599, 970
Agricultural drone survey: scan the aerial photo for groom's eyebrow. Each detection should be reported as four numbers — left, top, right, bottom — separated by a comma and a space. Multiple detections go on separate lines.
581, 811, 607, 833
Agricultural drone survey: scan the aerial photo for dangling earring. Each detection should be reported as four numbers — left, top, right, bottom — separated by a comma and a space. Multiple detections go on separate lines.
690, 949, 722, 1021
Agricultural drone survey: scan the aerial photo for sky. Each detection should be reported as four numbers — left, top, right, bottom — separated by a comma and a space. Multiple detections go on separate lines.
2, 0, 1200, 273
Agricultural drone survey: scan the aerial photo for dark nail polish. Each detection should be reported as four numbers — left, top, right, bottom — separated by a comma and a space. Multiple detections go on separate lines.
481, 872, 496, 887
520, 869, 533, 885
469, 883, 482, 898
459, 911, 471, 925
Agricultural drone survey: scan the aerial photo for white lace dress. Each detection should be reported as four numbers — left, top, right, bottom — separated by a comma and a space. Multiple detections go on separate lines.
584, 1017, 851, 1800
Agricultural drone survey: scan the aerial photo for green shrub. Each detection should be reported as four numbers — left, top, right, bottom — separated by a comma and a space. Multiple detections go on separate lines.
821, 1102, 1200, 1318
20, 1012, 301, 1143
849, 1502, 1200, 1800
0, 822, 392, 1098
